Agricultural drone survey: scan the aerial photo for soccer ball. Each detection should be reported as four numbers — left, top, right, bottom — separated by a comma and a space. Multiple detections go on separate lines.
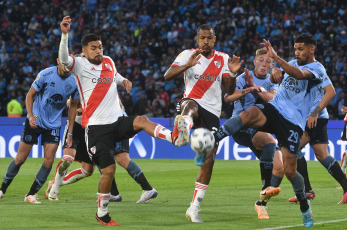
190, 128, 215, 154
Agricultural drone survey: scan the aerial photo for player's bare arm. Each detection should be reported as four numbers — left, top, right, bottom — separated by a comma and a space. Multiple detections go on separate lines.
164, 49, 202, 81
261, 39, 314, 80
307, 84, 336, 129
270, 67, 283, 84
66, 98, 79, 148
26, 86, 38, 129
224, 86, 261, 102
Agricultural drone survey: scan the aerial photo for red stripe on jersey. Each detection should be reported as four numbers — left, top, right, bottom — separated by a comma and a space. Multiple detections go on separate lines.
187, 54, 224, 99
171, 64, 179, 67
81, 58, 115, 127
75, 75, 86, 109
68, 57, 75, 71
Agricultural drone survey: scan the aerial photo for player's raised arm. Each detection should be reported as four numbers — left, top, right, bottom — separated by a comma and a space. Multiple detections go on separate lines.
164, 49, 202, 81
59, 16, 74, 69
261, 39, 314, 80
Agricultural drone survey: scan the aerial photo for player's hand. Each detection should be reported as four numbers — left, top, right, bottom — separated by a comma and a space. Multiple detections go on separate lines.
186, 49, 202, 68
341, 106, 347, 115
307, 115, 318, 129
260, 39, 277, 59
270, 67, 283, 83
60, 16, 71, 34
228, 55, 243, 74
249, 86, 262, 93
244, 68, 254, 86
29, 115, 38, 129
66, 135, 73, 148
122, 79, 132, 93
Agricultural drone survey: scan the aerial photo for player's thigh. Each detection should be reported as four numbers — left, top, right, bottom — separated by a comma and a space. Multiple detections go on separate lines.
43, 143, 59, 166
311, 143, 329, 161
252, 131, 276, 149
300, 131, 310, 150
239, 106, 267, 128
63, 148, 77, 158
180, 99, 199, 119
81, 162, 95, 174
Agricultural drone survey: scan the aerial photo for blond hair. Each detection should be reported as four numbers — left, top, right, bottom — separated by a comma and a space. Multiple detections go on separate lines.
256, 48, 267, 56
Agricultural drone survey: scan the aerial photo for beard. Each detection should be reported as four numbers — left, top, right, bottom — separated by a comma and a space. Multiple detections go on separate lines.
88, 55, 103, 65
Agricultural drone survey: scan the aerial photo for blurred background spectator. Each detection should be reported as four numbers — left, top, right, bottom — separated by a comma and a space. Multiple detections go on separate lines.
0, 0, 345, 119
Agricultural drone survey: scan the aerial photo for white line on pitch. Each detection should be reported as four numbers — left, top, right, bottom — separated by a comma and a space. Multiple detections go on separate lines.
257, 218, 347, 230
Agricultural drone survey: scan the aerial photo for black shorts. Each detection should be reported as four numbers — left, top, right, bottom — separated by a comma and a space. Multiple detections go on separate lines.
179, 99, 220, 147
62, 121, 92, 164
342, 121, 347, 141
86, 116, 137, 169
256, 103, 303, 157
305, 118, 329, 145
231, 127, 262, 159
21, 118, 60, 145
115, 139, 130, 154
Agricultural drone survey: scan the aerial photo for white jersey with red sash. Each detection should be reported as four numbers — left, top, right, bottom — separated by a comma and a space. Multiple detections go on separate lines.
171, 49, 231, 117
68, 56, 123, 127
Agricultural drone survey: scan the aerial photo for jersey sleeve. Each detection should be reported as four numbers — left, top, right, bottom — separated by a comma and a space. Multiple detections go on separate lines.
235, 73, 246, 90
303, 62, 325, 82
71, 88, 80, 100
32, 70, 47, 92
320, 75, 332, 88
171, 50, 190, 67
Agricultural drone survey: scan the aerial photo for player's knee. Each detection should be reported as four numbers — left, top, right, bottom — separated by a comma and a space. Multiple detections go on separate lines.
43, 157, 55, 167
14, 157, 26, 166
284, 168, 296, 179
134, 115, 149, 129
100, 164, 115, 177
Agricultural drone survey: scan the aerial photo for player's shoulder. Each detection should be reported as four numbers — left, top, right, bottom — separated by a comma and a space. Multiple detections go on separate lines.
214, 50, 229, 57
38, 66, 57, 78
305, 61, 327, 76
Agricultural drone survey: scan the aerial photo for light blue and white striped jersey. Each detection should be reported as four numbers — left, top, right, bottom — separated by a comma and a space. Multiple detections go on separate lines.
31, 66, 79, 129
271, 60, 326, 130
232, 71, 278, 117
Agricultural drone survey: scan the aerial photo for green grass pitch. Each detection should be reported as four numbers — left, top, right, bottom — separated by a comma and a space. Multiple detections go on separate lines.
0, 158, 346, 229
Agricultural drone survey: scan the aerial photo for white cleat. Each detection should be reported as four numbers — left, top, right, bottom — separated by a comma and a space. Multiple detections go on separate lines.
110, 194, 122, 202
0, 190, 4, 199
136, 188, 158, 204
48, 184, 59, 201
24, 194, 41, 204
186, 205, 203, 223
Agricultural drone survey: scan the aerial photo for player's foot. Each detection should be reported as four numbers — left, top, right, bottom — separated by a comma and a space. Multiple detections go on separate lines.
259, 186, 281, 200
172, 115, 189, 147
24, 194, 41, 204
45, 180, 54, 199
0, 190, 4, 199
110, 194, 122, 202
254, 203, 269, 219
338, 192, 347, 204
186, 205, 203, 223
301, 200, 314, 227
194, 151, 207, 166
48, 184, 59, 201
95, 213, 119, 226
136, 188, 158, 204
289, 191, 315, 203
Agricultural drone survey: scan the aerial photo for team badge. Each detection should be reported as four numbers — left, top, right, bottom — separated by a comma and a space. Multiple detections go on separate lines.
105, 63, 112, 71
214, 61, 221, 68
90, 146, 96, 154
25, 135, 32, 142
65, 84, 72, 92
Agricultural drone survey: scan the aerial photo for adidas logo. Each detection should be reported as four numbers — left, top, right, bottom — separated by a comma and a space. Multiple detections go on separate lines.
91, 67, 96, 70
197, 61, 201, 64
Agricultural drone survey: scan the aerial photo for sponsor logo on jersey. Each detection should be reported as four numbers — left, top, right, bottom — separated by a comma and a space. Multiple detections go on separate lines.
282, 77, 300, 93
42, 71, 53, 78
46, 94, 64, 106
92, 77, 116, 83
193, 74, 220, 82
50, 82, 55, 87
214, 61, 221, 68
36, 75, 40, 80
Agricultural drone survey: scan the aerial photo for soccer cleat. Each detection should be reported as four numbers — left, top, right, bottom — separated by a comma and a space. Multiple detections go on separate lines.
110, 194, 122, 202
45, 180, 54, 199
259, 186, 281, 200
254, 203, 269, 219
338, 192, 347, 204
301, 200, 314, 227
172, 115, 189, 147
24, 194, 41, 204
136, 188, 158, 204
0, 190, 4, 199
186, 205, 203, 223
96, 213, 119, 226
289, 191, 315, 203
48, 184, 59, 201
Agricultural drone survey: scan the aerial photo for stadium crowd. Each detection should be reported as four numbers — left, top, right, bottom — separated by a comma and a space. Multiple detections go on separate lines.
0, 0, 346, 119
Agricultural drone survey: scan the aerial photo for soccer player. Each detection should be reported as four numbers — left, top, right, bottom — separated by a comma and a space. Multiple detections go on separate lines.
164, 24, 243, 223
59, 16, 173, 226
224, 48, 283, 219
213, 34, 328, 227
47, 99, 157, 204
341, 106, 347, 174
288, 75, 347, 204
0, 58, 79, 204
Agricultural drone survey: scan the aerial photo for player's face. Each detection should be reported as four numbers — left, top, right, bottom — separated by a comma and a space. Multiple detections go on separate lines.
196, 29, 216, 56
56, 58, 71, 78
253, 54, 274, 78
83, 40, 103, 65
294, 42, 315, 66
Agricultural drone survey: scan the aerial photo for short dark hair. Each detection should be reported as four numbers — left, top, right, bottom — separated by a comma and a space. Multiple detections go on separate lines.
81, 33, 101, 47
197, 24, 215, 36
294, 34, 317, 47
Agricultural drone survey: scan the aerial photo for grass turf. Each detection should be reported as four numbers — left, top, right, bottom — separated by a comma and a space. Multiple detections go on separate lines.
0, 158, 346, 229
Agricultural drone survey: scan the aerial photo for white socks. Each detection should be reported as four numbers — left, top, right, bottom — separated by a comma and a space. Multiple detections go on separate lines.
97, 193, 110, 217
154, 125, 172, 142
191, 182, 208, 208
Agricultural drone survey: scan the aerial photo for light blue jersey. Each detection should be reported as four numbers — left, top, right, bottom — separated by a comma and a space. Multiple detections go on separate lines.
310, 74, 332, 119
31, 66, 79, 129
232, 71, 278, 117
271, 60, 326, 130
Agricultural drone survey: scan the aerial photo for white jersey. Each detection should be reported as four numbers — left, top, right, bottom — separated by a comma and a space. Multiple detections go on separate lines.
171, 49, 232, 117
